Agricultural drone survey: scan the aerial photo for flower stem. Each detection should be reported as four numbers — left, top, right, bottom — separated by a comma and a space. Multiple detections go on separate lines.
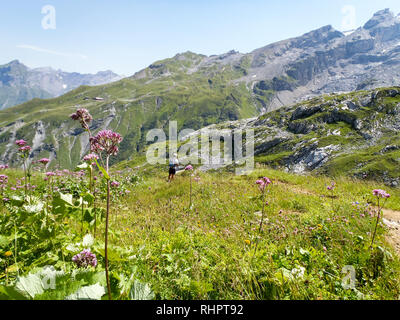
370, 197, 384, 248
14, 222, 19, 276
253, 187, 267, 258
105, 156, 112, 300
23, 160, 27, 198
189, 174, 192, 208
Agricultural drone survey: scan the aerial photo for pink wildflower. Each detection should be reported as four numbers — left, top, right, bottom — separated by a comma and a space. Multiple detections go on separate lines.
263, 177, 272, 185
89, 130, 123, 156
373, 189, 390, 199
19, 146, 31, 152
83, 153, 99, 162
70, 108, 93, 130
39, 158, 50, 165
15, 140, 26, 147
111, 181, 120, 188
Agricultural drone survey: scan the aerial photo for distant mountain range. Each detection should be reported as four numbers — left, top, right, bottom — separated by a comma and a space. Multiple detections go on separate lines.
1, 8, 400, 171
0, 60, 121, 110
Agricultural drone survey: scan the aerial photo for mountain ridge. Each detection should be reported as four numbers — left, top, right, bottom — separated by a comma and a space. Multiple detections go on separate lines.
1, 9, 400, 172
0, 60, 121, 110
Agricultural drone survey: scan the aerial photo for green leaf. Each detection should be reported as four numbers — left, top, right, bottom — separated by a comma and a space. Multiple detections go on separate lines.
299, 248, 310, 256
15, 273, 44, 299
0, 285, 28, 300
23, 202, 44, 214
95, 246, 125, 262
53, 192, 74, 207
76, 162, 89, 171
129, 280, 155, 300
0, 235, 10, 248
14, 267, 65, 299
9, 195, 24, 207
274, 268, 293, 283
66, 283, 105, 300
94, 159, 110, 180
82, 192, 94, 204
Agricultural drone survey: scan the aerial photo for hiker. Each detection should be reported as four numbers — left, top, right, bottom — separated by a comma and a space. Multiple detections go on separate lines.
168, 153, 179, 182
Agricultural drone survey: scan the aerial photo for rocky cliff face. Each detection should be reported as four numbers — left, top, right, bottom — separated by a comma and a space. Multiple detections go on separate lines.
240, 9, 400, 111
185, 87, 400, 185
0, 60, 121, 110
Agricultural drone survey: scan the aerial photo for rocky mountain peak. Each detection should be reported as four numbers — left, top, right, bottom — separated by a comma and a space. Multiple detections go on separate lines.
364, 8, 396, 29
7, 59, 22, 66
290, 25, 344, 49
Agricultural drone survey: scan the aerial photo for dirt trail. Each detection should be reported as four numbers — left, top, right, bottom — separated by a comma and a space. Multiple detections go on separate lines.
274, 180, 316, 196
381, 209, 400, 256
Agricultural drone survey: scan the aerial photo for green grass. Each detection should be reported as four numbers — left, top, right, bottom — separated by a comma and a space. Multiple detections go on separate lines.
1, 163, 400, 300
95, 166, 400, 299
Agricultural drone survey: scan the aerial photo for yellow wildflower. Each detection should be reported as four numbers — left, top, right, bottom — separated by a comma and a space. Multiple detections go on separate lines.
4, 251, 12, 257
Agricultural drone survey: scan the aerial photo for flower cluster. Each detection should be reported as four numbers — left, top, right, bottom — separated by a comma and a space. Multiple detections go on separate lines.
0, 164, 9, 170
373, 189, 390, 199
70, 108, 93, 130
19, 146, 31, 153
0, 174, 8, 190
256, 177, 272, 192
111, 181, 120, 188
15, 139, 27, 147
72, 249, 98, 268
39, 158, 50, 165
89, 130, 123, 156
185, 165, 193, 171
83, 153, 99, 162
327, 182, 335, 191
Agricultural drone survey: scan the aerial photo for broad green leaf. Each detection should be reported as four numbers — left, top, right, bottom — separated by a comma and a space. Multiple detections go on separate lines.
82, 192, 94, 204
66, 283, 105, 300
94, 159, 110, 180
95, 246, 125, 262
23, 202, 44, 214
14, 267, 65, 299
76, 162, 89, 170
0, 285, 28, 300
15, 273, 44, 299
53, 192, 74, 208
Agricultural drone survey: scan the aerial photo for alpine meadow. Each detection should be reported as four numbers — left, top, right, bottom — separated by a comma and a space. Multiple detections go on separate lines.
1, 4, 400, 302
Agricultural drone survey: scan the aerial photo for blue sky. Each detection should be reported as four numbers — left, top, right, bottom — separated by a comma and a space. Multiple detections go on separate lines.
1, 0, 400, 75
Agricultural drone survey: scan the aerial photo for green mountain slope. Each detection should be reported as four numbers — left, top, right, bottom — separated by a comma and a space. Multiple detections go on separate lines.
170, 87, 400, 185
0, 52, 259, 168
